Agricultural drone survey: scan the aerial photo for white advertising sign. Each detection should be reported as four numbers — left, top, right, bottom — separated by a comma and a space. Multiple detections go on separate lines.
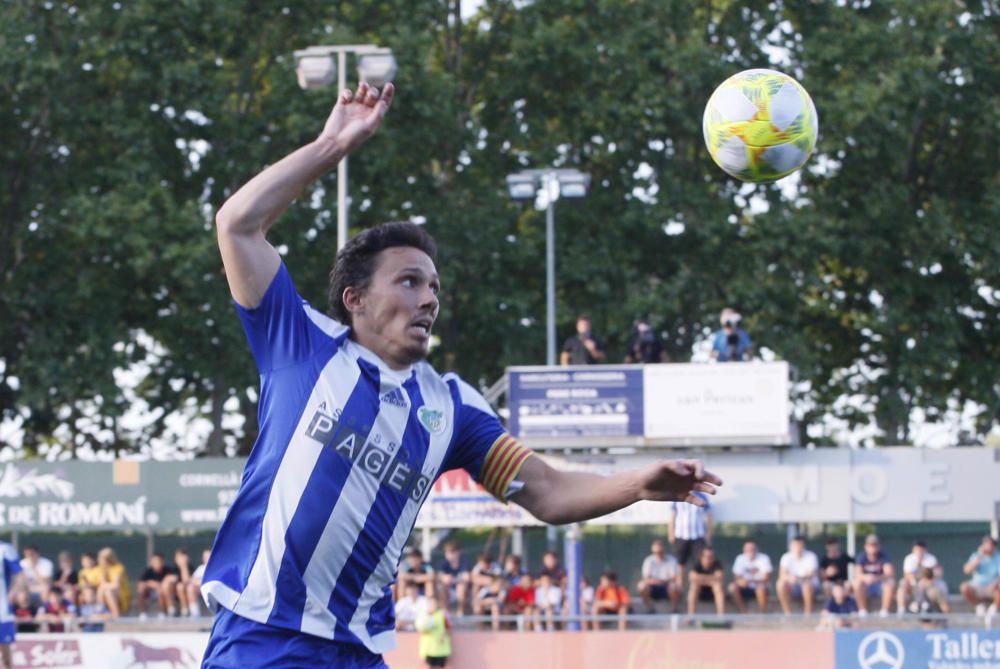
10, 634, 208, 669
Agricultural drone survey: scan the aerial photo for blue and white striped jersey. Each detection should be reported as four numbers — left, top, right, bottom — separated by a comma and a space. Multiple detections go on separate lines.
0, 542, 21, 628
202, 263, 530, 654
669, 492, 711, 540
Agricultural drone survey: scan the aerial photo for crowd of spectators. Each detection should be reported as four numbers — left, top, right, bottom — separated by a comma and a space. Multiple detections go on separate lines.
7, 545, 212, 633
392, 534, 1000, 631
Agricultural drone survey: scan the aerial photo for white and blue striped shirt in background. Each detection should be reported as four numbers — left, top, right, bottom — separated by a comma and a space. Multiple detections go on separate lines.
0, 541, 22, 641
669, 492, 711, 540
201, 263, 529, 655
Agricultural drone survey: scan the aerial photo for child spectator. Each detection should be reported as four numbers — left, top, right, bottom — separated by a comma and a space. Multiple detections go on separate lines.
415, 591, 452, 668
183, 548, 211, 618
591, 572, 630, 631
395, 583, 430, 632
35, 586, 76, 633
397, 548, 436, 599
53, 551, 78, 606
502, 555, 525, 587
437, 542, 470, 616
504, 574, 536, 629
536, 551, 566, 588
820, 582, 858, 629
77, 587, 110, 633
534, 573, 563, 631
474, 575, 506, 631
13, 590, 38, 633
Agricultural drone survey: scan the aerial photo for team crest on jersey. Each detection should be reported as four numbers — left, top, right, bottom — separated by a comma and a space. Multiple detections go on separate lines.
418, 407, 446, 434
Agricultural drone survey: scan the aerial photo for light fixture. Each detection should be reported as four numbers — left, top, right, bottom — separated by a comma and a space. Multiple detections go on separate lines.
556, 171, 590, 198
506, 174, 538, 201
357, 50, 398, 87
294, 50, 337, 90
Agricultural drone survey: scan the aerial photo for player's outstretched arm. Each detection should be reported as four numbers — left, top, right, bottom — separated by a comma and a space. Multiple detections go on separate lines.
216, 82, 395, 308
511, 456, 721, 526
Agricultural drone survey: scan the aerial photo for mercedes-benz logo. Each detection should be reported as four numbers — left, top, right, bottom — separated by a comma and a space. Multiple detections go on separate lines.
857, 631, 905, 669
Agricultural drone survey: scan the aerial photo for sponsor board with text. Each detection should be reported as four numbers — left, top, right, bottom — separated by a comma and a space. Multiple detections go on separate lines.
836, 629, 1000, 669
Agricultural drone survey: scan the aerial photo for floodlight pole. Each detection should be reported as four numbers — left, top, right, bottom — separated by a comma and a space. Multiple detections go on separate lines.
544, 173, 557, 367
337, 50, 349, 251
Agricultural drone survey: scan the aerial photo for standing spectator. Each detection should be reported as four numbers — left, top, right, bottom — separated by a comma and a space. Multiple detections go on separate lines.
13, 591, 38, 634
536, 551, 566, 587
415, 591, 452, 669
93, 548, 131, 619
394, 583, 430, 632
561, 314, 606, 366
687, 547, 726, 616
77, 587, 110, 632
853, 534, 896, 618
53, 551, 78, 606
397, 548, 436, 599
636, 539, 681, 613
437, 542, 470, 616
136, 553, 180, 619
34, 586, 76, 633
710, 308, 752, 362
503, 574, 536, 629
19, 546, 53, 607
533, 573, 563, 631
669, 491, 713, 579
624, 320, 667, 363
590, 572, 630, 631
183, 548, 211, 618
960, 535, 1000, 616
728, 539, 772, 613
897, 541, 947, 614
820, 583, 858, 629
0, 540, 22, 669
777, 536, 820, 615
502, 555, 526, 587
819, 538, 854, 598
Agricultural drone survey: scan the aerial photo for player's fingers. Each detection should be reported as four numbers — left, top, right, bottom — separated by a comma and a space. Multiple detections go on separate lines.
364, 85, 381, 106
693, 481, 718, 496
379, 82, 395, 109
355, 81, 369, 102
340, 88, 354, 104
700, 468, 723, 486
684, 493, 707, 508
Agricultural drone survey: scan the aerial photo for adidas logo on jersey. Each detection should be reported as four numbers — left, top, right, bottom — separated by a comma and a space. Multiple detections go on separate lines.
380, 388, 407, 407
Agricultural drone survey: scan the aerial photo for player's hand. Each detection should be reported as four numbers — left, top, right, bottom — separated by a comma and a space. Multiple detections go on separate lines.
636, 459, 722, 505
318, 81, 395, 156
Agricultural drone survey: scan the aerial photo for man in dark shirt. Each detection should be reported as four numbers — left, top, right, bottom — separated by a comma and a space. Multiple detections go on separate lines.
137, 553, 180, 618
437, 542, 470, 615
853, 534, 896, 617
687, 547, 725, 615
819, 537, 854, 597
624, 320, 667, 363
561, 315, 606, 365
536, 550, 567, 587
397, 548, 436, 599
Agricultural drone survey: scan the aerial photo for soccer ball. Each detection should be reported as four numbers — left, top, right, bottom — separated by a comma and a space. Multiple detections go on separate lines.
702, 68, 818, 182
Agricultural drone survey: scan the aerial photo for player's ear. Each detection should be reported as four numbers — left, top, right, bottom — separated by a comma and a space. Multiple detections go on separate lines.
342, 285, 366, 317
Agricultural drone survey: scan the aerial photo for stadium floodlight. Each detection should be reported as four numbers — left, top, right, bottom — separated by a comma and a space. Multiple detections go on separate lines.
506, 168, 591, 366
292, 43, 395, 251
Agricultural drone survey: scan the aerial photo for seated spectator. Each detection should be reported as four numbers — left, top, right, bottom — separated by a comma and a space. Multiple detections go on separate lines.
502, 555, 525, 587
53, 551, 78, 606
579, 576, 595, 616
960, 535, 1000, 617
590, 571, 630, 631
536, 551, 566, 587
35, 586, 76, 633
624, 320, 667, 363
77, 586, 110, 632
395, 583, 430, 632
820, 583, 858, 629
183, 548, 211, 618
853, 534, 895, 618
710, 308, 752, 362
173, 548, 195, 618
728, 539, 772, 613
533, 573, 563, 631
470, 554, 501, 603
474, 575, 506, 631
911, 567, 950, 615
19, 546, 53, 607
91, 548, 131, 618
13, 591, 39, 633
777, 536, 820, 615
819, 537, 854, 598
137, 552, 180, 619
687, 546, 725, 616
637, 539, 681, 613
504, 574, 536, 629
398, 547, 436, 599
437, 542, 470, 616
898, 540, 948, 615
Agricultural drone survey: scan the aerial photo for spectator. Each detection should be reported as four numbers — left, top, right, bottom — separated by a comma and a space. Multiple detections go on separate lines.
960, 535, 1000, 617
398, 547, 436, 599
415, 591, 452, 669
897, 541, 948, 615
580, 576, 595, 615
853, 534, 896, 618
19, 546, 53, 607
536, 551, 566, 587
777, 536, 820, 615
437, 542, 470, 616
470, 554, 502, 607
911, 567, 951, 615
473, 575, 506, 631
395, 583, 430, 632
728, 539, 772, 613
92, 548, 130, 618
590, 571, 630, 631
13, 591, 38, 633
533, 573, 563, 631
561, 314, 606, 366
77, 586, 110, 633
820, 583, 858, 629
0, 543, 18, 669
184, 548, 211, 618
502, 555, 525, 587
173, 549, 195, 618
819, 537, 854, 598
710, 308, 752, 362
504, 574, 536, 629
53, 551, 78, 606
35, 586, 76, 633
669, 491, 713, 579
136, 552, 180, 619
624, 320, 667, 363
636, 539, 681, 613
687, 546, 726, 616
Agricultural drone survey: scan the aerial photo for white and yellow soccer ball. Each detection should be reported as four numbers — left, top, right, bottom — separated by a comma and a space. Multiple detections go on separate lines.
702, 68, 818, 182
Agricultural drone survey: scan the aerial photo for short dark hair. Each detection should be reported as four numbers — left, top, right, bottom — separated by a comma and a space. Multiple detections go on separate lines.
824, 537, 840, 546
327, 222, 437, 325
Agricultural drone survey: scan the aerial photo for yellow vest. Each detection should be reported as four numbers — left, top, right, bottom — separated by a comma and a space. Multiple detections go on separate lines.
416, 609, 451, 658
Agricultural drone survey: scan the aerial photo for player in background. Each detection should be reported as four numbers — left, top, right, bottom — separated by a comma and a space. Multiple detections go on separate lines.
201, 80, 722, 668
0, 542, 23, 669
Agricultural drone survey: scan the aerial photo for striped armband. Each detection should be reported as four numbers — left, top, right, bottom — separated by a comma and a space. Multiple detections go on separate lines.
479, 434, 533, 502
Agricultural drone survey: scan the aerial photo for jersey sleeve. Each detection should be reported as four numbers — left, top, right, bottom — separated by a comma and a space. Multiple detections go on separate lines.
445, 376, 533, 502
2, 544, 20, 576
234, 262, 344, 373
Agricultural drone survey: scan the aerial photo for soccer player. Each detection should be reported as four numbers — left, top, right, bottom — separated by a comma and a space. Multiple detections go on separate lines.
0, 541, 23, 669
200, 81, 722, 668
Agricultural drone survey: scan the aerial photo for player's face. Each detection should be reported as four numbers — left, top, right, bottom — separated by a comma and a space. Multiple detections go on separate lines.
350, 247, 440, 370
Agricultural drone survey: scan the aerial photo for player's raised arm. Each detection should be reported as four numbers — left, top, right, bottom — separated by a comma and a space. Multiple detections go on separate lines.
215, 81, 395, 308
511, 456, 722, 526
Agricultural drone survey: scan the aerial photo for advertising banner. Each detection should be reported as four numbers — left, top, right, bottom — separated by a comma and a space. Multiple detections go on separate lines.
836, 629, 1000, 669
10, 633, 208, 669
